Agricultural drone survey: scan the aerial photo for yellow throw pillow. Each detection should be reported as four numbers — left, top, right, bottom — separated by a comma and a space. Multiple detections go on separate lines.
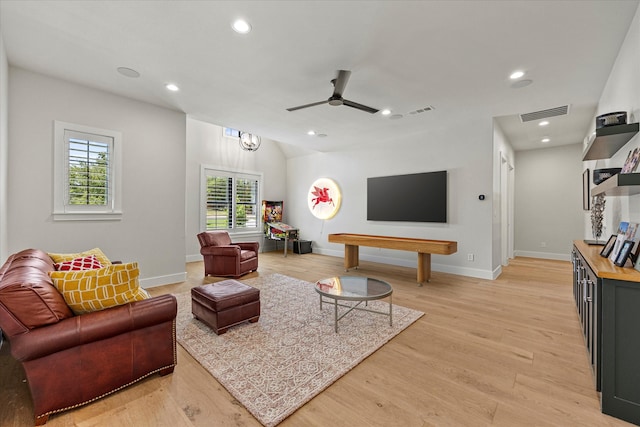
49, 262, 150, 315
48, 248, 112, 268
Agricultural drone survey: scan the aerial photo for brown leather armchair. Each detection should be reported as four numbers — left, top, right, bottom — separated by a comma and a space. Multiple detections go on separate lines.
197, 231, 259, 278
0, 249, 177, 425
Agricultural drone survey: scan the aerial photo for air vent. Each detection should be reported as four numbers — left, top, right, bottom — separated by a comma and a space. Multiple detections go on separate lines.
519, 105, 570, 123
408, 106, 434, 115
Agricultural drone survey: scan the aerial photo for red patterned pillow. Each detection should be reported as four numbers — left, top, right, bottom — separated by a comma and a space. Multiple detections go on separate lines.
54, 255, 103, 271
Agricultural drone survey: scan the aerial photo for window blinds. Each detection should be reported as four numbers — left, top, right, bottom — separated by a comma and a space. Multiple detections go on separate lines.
65, 130, 112, 206
205, 171, 259, 231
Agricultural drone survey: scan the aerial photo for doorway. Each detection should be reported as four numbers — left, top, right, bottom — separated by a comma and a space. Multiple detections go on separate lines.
501, 153, 514, 265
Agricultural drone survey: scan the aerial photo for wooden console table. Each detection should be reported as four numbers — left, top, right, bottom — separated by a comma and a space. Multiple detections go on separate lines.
328, 233, 457, 284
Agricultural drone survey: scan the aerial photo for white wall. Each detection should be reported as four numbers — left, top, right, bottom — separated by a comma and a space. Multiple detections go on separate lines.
0, 29, 8, 263
583, 6, 640, 236
285, 115, 496, 280
185, 117, 288, 261
7, 67, 187, 287
515, 143, 583, 260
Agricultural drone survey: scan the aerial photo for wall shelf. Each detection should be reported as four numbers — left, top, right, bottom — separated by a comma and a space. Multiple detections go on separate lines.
582, 123, 639, 161
591, 172, 640, 196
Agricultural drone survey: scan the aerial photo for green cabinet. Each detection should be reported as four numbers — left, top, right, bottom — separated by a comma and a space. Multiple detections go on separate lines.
601, 279, 640, 424
573, 241, 640, 425
572, 247, 601, 390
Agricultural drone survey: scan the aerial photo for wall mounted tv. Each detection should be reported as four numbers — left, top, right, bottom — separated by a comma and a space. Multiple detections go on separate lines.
367, 170, 447, 223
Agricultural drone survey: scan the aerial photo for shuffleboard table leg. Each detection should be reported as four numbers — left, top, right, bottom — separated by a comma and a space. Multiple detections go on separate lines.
344, 244, 359, 271
417, 252, 431, 285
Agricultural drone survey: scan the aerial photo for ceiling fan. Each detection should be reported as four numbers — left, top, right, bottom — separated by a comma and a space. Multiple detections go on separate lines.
286, 70, 379, 114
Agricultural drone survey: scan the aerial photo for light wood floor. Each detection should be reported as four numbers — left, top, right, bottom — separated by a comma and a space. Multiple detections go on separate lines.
1, 252, 634, 426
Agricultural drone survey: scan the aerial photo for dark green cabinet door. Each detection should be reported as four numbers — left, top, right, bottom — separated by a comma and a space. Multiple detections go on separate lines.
601, 279, 640, 425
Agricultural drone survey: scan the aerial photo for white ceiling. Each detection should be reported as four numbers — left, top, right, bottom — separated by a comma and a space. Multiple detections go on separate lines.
1, 1, 638, 155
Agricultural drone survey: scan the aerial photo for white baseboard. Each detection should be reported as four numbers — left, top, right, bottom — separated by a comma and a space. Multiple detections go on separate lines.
186, 253, 201, 263
183, 248, 511, 283
493, 264, 503, 279
434, 262, 501, 280
514, 250, 570, 261
314, 248, 497, 280
141, 272, 187, 288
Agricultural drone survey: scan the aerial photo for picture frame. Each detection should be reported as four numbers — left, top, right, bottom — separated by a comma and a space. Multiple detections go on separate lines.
630, 148, 640, 173
634, 248, 640, 273
609, 222, 630, 262
583, 169, 590, 211
600, 234, 617, 257
615, 240, 635, 267
622, 149, 634, 173
622, 148, 640, 173
631, 240, 640, 265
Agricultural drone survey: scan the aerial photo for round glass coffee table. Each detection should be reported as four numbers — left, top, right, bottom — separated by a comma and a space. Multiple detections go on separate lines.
314, 276, 393, 333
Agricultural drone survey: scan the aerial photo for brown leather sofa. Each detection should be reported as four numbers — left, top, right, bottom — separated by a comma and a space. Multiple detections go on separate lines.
197, 231, 259, 278
0, 249, 177, 425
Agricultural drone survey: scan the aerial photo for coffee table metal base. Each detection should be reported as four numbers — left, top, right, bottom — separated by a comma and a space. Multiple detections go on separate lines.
319, 294, 393, 333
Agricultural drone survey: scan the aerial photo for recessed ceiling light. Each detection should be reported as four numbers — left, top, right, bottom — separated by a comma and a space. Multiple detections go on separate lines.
232, 19, 252, 34
541, 138, 550, 143
117, 67, 140, 78
165, 83, 179, 92
510, 70, 525, 79
539, 120, 549, 126
381, 109, 391, 116
307, 130, 316, 136
389, 114, 403, 120
317, 133, 327, 138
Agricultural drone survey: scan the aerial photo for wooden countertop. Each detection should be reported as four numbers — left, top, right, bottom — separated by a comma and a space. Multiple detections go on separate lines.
574, 239, 640, 283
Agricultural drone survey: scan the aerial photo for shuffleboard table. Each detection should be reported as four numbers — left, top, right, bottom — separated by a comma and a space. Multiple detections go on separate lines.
328, 233, 457, 284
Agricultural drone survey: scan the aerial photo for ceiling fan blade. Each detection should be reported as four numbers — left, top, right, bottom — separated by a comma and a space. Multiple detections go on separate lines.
332, 70, 351, 97
343, 99, 379, 114
286, 100, 329, 112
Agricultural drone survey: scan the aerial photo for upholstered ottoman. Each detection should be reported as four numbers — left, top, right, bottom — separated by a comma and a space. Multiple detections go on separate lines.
191, 279, 260, 335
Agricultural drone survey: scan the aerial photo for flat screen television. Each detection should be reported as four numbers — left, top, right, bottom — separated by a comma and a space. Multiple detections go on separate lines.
367, 170, 447, 223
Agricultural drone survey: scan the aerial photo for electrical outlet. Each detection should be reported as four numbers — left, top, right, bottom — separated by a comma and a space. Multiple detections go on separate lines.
467, 253, 474, 261
540, 242, 547, 248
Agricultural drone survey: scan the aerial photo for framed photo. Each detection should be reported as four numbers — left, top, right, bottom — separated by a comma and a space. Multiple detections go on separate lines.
622, 148, 640, 173
632, 240, 640, 265
622, 149, 634, 173
600, 235, 617, 257
634, 249, 640, 273
583, 169, 590, 211
615, 240, 635, 267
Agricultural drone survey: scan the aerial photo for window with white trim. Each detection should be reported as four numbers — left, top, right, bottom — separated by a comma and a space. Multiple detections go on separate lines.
202, 167, 261, 232
53, 121, 122, 221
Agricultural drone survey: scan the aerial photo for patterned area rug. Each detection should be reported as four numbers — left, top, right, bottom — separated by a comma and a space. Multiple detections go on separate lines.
175, 273, 423, 427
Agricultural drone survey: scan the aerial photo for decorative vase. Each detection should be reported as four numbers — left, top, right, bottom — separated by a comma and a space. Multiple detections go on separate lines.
591, 193, 606, 244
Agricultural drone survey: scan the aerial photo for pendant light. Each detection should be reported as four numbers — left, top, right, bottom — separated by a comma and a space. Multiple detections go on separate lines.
239, 132, 261, 151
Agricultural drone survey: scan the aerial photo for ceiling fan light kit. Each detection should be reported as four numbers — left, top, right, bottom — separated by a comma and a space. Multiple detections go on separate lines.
287, 70, 379, 114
